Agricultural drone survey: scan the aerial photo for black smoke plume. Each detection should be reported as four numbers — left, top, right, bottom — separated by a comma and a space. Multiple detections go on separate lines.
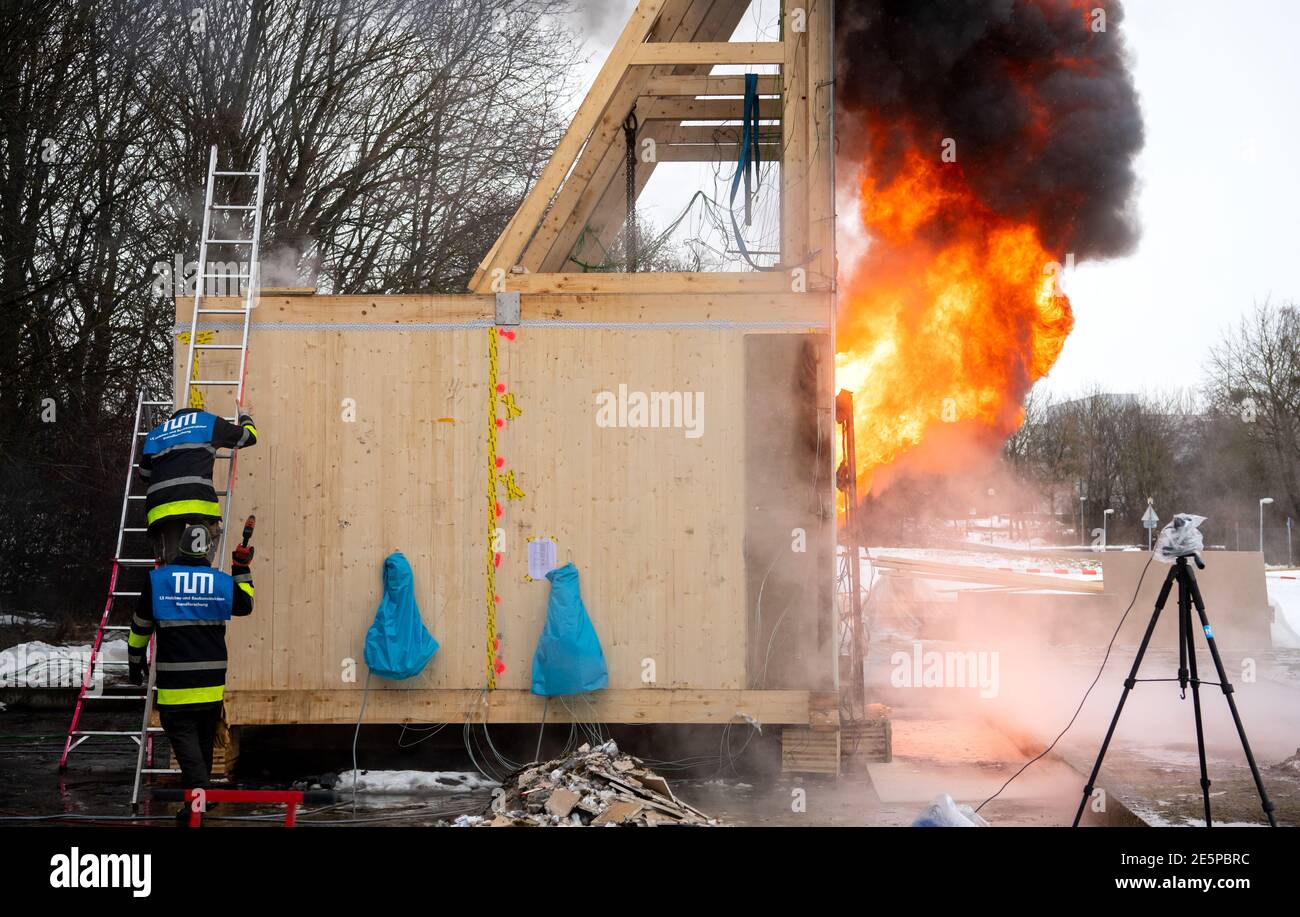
835, 0, 1144, 259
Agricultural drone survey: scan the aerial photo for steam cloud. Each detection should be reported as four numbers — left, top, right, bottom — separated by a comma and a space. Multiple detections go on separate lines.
835, 0, 1145, 259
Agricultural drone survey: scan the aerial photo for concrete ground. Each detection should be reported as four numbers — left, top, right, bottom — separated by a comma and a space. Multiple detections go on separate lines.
3, 631, 1295, 826
0, 704, 1099, 827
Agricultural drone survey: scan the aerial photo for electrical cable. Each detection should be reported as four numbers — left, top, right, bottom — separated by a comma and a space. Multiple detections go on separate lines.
535, 698, 548, 762
350, 669, 371, 813
974, 552, 1155, 815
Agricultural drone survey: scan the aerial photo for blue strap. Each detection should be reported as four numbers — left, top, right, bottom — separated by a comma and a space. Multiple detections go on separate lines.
728, 74, 773, 271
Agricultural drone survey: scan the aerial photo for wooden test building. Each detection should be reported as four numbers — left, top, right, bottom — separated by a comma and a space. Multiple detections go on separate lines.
175, 0, 843, 770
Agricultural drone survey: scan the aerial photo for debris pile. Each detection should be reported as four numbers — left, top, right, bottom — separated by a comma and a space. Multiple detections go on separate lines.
459, 741, 715, 827
1276, 748, 1300, 775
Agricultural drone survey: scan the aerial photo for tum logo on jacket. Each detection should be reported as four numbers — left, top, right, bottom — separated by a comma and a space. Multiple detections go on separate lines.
159, 412, 202, 433
171, 571, 215, 594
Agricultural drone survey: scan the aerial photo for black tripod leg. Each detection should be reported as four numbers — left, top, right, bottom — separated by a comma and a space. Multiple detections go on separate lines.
1073, 566, 1177, 827
1185, 571, 1278, 828
1180, 567, 1213, 825
1177, 566, 1189, 696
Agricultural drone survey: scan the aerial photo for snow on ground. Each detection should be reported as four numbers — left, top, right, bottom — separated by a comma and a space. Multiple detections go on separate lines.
0, 613, 53, 627
1265, 570, 1300, 648
842, 545, 1105, 601
0, 639, 126, 687
334, 770, 498, 795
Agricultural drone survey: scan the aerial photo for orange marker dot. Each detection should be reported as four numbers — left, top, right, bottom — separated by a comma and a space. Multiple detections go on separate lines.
496, 383, 506, 393
495, 456, 505, 469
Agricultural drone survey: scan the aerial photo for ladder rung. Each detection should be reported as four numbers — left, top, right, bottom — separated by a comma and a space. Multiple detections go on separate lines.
214, 170, 259, 176
213, 204, 256, 210
142, 768, 182, 775
143, 400, 173, 406
115, 558, 156, 566
207, 238, 254, 245
123, 526, 147, 532
192, 380, 241, 386
112, 591, 142, 597
199, 273, 251, 279
74, 729, 155, 736
195, 344, 244, 350
197, 308, 247, 314
103, 625, 131, 631
82, 695, 148, 702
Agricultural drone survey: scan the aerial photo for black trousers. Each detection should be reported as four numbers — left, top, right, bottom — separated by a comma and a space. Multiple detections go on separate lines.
149, 518, 221, 565
158, 704, 222, 789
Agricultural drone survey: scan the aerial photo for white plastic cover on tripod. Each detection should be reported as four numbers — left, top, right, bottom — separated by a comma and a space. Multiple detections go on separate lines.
1153, 513, 1206, 563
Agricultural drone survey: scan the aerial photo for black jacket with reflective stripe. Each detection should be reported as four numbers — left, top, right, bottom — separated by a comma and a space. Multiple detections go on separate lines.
128, 556, 254, 707
138, 408, 257, 530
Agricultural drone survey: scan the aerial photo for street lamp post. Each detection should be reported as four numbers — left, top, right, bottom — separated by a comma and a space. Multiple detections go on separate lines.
1079, 495, 1087, 547
1259, 497, 1274, 558
1289, 517, 1294, 567
1102, 507, 1115, 550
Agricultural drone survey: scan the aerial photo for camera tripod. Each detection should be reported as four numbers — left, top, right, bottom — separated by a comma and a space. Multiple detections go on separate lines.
1073, 554, 1277, 827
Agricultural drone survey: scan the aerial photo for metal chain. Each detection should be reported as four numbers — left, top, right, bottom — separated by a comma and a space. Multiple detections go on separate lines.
623, 108, 638, 272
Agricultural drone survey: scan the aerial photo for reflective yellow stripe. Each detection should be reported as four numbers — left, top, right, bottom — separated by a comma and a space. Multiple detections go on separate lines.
238, 582, 254, 598
244, 424, 258, 438
156, 685, 225, 705
147, 499, 221, 525
128, 631, 150, 649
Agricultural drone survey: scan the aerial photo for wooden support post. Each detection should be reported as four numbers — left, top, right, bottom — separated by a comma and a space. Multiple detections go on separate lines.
805, 0, 835, 290
643, 74, 782, 96
781, 3, 809, 268
640, 97, 751, 121
532, 0, 752, 274
472, 0, 669, 288
631, 41, 784, 65
516, 0, 709, 274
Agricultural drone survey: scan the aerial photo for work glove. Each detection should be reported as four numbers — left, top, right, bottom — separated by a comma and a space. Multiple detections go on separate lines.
128, 656, 149, 687
232, 543, 255, 565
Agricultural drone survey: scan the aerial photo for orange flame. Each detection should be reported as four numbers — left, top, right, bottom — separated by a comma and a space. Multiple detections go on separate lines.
837, 143, 1073, 495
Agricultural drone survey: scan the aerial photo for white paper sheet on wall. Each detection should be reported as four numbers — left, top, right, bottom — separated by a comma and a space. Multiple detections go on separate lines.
528, 537, 558, 581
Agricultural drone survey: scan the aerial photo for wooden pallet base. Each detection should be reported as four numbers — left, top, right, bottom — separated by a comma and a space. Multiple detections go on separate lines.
781, 726, 841, 775
841, 716, 892, 764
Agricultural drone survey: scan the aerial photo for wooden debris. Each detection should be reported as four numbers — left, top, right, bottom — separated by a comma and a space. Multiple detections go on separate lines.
465, 740, 716, 827
545, 788, 581, 818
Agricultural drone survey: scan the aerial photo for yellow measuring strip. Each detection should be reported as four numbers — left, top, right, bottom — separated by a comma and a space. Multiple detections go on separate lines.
485, 328, 500, 689
175, 331, 216, 410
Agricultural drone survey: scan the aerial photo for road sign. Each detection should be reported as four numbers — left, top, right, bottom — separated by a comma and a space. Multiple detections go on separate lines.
1141, 504, 1159, 529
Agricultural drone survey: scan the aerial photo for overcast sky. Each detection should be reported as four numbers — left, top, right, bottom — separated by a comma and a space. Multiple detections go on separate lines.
566, 0, 1300, 397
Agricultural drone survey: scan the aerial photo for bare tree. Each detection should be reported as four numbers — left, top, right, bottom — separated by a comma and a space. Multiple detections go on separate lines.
0, 0, 579, 617
1204, 301, 1300, 528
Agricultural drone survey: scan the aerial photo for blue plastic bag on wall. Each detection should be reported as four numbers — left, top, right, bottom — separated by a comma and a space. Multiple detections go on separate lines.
364, 552, 439, 680
531, 563, 608, 697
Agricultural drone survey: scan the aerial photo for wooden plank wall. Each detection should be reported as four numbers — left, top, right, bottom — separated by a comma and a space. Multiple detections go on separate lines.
173, 292, 834, 721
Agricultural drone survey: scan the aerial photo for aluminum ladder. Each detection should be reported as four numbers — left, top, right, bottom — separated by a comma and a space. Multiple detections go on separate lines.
58, 146, 267, 811
57, 391, 174, 776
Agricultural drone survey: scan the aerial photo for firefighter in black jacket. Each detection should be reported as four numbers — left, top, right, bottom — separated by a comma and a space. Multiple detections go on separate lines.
128, 523, 253, 794
138, 407, 258, 563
